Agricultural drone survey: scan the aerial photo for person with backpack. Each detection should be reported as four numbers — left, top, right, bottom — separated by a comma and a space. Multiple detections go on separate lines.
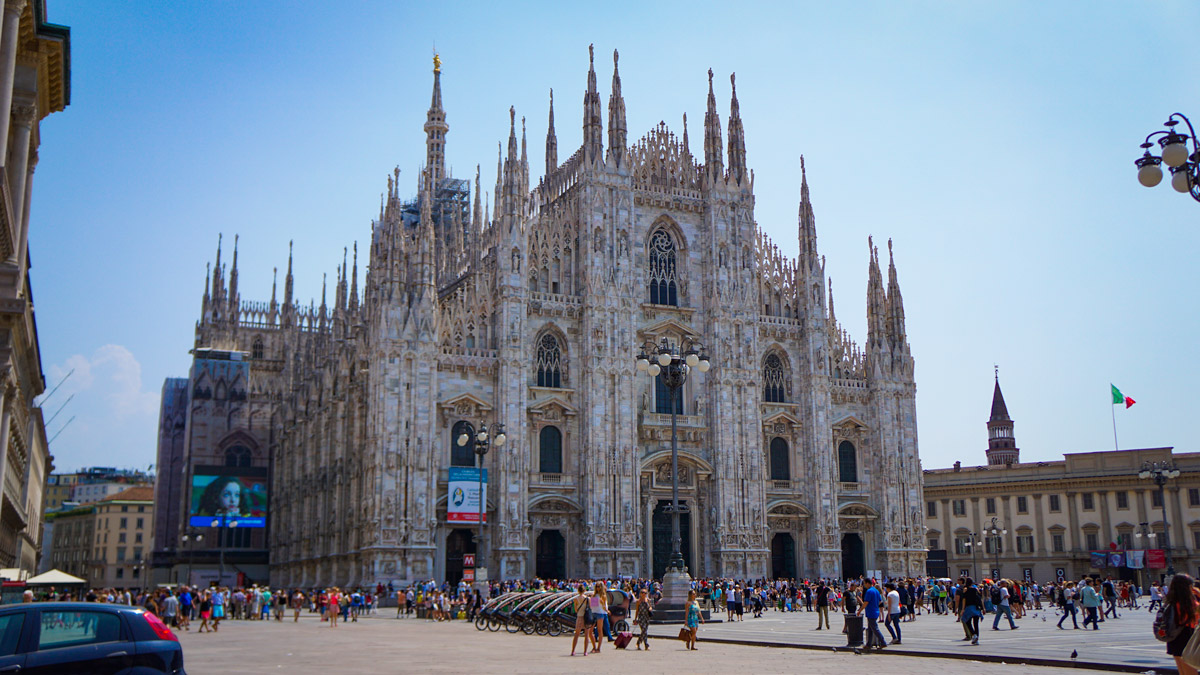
1057, 581, 1080, 629
957, 577, 984, 645
1160, 574, 1200, 675
991, 579, 1019, 630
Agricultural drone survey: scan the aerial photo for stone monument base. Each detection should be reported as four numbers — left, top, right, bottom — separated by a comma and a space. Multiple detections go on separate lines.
649, 568, 715, 624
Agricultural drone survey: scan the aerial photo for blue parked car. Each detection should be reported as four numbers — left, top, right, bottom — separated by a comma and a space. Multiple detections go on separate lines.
0, 602, 185, 674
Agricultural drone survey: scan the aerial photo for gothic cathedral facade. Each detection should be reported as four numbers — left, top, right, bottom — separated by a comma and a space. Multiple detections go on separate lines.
187, 48, 924, 587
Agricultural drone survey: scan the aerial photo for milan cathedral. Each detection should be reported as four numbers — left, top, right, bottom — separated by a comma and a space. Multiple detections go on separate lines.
187, 47, 925, 587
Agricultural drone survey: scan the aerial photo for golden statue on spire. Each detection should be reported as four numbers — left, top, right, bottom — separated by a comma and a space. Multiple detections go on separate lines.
433, 53, 441, 74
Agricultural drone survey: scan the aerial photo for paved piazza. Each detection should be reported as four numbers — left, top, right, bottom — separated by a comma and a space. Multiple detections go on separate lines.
176, 607, 1172, 674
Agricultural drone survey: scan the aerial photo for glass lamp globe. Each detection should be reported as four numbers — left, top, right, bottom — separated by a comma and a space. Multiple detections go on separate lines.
637, 358, 649, 372
685, 352, 699, 367
1138, 162, 1163, 187
457, 433, 469, 447
1170, 470, 1182, 479
657, 352, 672, 367
1172, 168, 1192, 193
1139, 471, 1151, 479
648, 363, 661, 376
1162, 141, 1189, 168
697, 359, 711, 373
494, 432, 507, 446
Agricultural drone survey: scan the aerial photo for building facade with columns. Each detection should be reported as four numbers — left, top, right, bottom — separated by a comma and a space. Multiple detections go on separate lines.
924, 377, 1200, 584
0, 0, 68, 576
170, 48, 925, 587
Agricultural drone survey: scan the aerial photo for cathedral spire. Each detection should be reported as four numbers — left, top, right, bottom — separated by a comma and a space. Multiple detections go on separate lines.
284, 240, 294, 308
607, 48, 626, 165
269, 266, 278, 323
202, 262, 211, 321
318, 272, 327, 331
211, 233, 225, 307
866, 236, 886, 349
681, 113, 691, 160
827, 277, 836, 324
472, 165, 483, 268
336, 247, 348, 312
885, 238, 907, 346
798, 155, 818, 265
424, 53, 449, 185
986, 370, 1019, 465
726, 72, 746, 185
227, 234, 240, 317
349, 242, 359, 312
545, 89, 557, 174
582, 43, 604, 163
704, 68, 723, 181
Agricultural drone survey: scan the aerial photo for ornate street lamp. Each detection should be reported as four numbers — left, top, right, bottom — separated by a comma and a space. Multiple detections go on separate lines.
1138, 460, 1181, 575
180, 529, 203, 587
1135, 113, 1199, 202
986, 517, 1007, 580
964, 532, 981, 582
636, 336, 710, 578
458, 421, 506, 583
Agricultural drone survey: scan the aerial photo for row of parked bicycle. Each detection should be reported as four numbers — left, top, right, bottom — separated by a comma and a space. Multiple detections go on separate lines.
473, 589, 633, 636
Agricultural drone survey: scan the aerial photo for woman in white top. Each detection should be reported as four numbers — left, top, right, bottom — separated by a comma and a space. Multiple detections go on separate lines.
589, 582, 609, 652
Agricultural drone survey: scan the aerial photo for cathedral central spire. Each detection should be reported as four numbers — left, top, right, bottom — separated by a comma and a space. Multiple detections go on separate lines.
704, 68, 723, 180
424, 53, 449, 185
582, 44, 604, 162
546, 89, 557, 174
607, 49, 626, 165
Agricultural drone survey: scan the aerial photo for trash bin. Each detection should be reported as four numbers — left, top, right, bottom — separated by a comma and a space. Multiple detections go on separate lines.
844, 614, 863, 648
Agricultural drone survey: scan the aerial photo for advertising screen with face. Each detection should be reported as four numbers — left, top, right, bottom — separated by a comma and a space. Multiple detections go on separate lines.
189, 466, 268, 527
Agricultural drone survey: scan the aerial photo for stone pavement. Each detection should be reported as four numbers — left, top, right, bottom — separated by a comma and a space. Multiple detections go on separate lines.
174, 611, 1158, 675
647, 604, 1175, 673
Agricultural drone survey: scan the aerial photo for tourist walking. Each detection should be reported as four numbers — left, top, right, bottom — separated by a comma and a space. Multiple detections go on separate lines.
958, 578, 983, 645
570, 585, 593, 656
861, 578, 888, 649
1163, 574, 1200, 675
1057, 581, 1080, 629
991, 580, 1019, 631
1080, 579, 1101, 630
635, 588, 653, 650
684, 590, 703, 650
884, 582, 902, 644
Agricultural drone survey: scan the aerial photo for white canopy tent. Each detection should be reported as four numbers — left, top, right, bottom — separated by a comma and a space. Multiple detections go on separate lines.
25, 569, 86, 585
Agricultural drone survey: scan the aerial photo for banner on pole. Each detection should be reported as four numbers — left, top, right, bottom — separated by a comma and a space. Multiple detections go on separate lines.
1127, 550, 1145, 569
1108, 552, 1125, 568
1147, 549, 1166, 569
1090, 552, 1107, 568
447, 467, 487, 523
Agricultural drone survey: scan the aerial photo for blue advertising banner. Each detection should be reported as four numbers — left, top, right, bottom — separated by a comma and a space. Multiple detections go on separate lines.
448, 467, 487, 523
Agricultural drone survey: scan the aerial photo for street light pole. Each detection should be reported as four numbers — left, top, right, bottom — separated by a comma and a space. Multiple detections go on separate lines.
458, 422, 506, 584
987, 517, 1007, 580
636, 337, 711, 576
1134, 113, 1200, 202
1139, 461, 1181, 577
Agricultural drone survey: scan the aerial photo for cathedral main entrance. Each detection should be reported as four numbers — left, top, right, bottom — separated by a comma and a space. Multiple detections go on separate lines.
771, 533, 796, 580
535, 530, 566, 579
445, 528, 476, 584
841, 533, 865, 579
652, 500, 691, 580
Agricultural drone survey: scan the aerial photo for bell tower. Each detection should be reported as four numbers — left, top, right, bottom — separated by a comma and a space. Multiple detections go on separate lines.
986, 368, 1019, 465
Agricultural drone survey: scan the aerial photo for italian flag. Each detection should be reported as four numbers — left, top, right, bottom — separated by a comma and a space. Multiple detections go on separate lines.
1111, 384, 1136, 409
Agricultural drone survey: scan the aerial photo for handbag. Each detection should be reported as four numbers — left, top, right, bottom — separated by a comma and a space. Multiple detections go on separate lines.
678, 627, 690, 641
583, 606, 594, 624
1182, 625, 1200, 668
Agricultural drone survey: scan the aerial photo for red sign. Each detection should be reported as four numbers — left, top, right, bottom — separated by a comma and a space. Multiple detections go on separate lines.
463, 554, 475, 568
462, 568, 475, 582
1147, 549, 1167, 569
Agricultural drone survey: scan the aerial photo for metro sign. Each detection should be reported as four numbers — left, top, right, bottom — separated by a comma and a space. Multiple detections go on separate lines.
463, 554, 475, 568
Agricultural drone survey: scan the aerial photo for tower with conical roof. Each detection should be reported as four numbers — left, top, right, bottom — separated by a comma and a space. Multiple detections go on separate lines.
986, 369, 1019, 465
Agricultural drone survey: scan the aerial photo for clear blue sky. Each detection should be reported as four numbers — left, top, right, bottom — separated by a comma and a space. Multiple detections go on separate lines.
32, 1, 1200, 473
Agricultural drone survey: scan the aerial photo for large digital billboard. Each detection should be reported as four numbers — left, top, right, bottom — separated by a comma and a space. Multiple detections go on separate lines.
189, 465, 268, 528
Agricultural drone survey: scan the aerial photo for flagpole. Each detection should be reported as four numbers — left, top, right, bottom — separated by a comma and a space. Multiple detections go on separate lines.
1108, 396, 1118, 449
1111, 399, 1119, 451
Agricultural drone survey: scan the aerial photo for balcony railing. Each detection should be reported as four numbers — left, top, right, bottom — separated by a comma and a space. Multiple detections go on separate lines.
769, 480, 793, 491
536, 473, 563, 485
839, 482, 863, 493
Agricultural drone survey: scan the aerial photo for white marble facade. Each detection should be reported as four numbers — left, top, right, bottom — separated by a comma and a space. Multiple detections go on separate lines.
192, 48, 925, 588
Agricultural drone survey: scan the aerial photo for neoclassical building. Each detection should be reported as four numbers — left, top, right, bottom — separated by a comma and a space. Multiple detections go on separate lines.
177, 48, 924, 587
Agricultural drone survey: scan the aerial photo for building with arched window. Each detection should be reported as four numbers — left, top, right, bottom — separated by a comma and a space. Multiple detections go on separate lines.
164, 49, 924, 587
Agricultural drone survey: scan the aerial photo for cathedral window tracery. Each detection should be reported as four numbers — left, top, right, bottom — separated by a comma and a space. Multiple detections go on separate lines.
252, 338, 264, 360
451, 421, 475, 467
539, 426, 562, 474
838, 440, 858, 483
224, 445, 252, 467
648, 229, 679, 306
763, 353, 789, 403
769, 437, 790, 481
535, 334, 564, 388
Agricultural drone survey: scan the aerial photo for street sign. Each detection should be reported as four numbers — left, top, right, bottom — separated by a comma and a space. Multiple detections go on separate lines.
1023, 568, 1032, 581
1055, 567, 1066, 579
464, 553, 475, 568
463, 568, 475, 582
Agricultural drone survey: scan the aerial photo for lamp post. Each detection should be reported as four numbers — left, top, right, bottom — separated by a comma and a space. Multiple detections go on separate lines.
1135, 113, 1199, 202
180, 529, 203, 587
458, 421, 506, 584
1139, 461, 1181, 576
964, 532, 981, 582
1135, 522, 1157, 588
636, 337, 710, 578
986, 517, 1007, 580
210, 514, 230, 586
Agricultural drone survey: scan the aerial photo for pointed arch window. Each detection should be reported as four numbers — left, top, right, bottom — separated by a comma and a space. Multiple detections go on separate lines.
539, 426, 562, 474
224, 445, 252, 468
451, 421, 476, 468
251, 338, 264, 360
763, 353, 788, 403
535, 334, 564, 388
769, 437, 790, 481
655, 373, 682, 414
648, 229, 678, 306
838, 440, 858, 483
